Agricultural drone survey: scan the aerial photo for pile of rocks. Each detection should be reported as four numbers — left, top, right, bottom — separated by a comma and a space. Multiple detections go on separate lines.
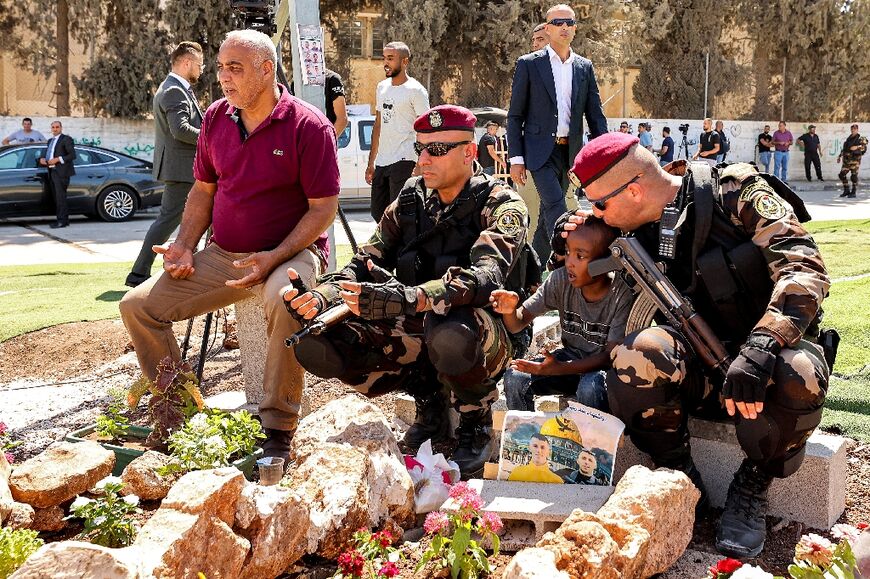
7, 395, 415, 579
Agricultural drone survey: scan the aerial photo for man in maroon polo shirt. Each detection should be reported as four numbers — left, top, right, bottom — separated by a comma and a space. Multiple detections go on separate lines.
120, 29, 339, 462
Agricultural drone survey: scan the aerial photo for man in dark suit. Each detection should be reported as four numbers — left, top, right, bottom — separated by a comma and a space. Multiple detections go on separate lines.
126, 41, 204, 287
507, 3, 607, 260
38, 121, 76, 229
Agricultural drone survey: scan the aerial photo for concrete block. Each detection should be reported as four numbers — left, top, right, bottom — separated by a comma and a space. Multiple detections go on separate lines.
445, 479, 613, 551
614, 418, 850, 530
235, 294, 267, 406
204, 391, 257, 415
529, 315, 560, 357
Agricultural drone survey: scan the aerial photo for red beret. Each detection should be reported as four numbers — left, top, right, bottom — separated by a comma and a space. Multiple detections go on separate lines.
570, 132, 639, 187
414, 105, 477, 133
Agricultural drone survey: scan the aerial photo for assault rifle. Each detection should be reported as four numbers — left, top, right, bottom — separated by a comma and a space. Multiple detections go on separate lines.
284, 303, 352, 348
588, 236, 732, 378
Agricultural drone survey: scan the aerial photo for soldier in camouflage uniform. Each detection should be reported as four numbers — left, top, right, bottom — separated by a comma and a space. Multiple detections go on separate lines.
837, 124, 867, 198
565, 133, 830, 559
282, 105, 530, 477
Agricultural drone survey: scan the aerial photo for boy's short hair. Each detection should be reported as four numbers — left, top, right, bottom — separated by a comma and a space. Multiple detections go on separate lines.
567, 215, 618, 257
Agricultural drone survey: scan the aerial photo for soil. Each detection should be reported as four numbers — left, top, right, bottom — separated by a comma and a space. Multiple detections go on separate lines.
2, 320, 868, 577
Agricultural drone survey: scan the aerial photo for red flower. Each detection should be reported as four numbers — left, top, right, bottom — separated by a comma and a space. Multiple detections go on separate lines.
337, 549, 365, 577
716, 558, 743, 573
374, 530, 393, 548
378, 562, 399, 577
858, 522, 869, 530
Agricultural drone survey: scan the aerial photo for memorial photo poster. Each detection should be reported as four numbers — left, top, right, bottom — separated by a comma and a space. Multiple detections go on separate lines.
497, 402, 625, 486
297, 24, 325, 86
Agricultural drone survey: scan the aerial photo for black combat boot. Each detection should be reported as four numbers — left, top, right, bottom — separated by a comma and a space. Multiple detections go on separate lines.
840, 184, 851, 197
402, 390, 451, 451
452, 408, 496, 479
715, 459, 774, 559
846, 184, 857, 198
261, 428, 295, 465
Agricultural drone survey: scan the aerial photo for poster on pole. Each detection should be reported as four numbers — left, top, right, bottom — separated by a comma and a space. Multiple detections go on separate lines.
496, 402, 625, 486
297, 23, 325, 86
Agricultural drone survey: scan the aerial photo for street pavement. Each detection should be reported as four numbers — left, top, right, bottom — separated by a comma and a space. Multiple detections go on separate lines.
0, 183, 867, 267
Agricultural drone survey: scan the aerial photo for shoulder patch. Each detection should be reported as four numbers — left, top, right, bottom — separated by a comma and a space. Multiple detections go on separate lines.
493, 200, 528, 237
753, 193, 787, 220
738, 178, 773, 202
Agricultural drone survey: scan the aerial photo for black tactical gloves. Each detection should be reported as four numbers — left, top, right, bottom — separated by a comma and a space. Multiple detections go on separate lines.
723, 332, 782, 407
355, 262, 419, 320
283, 274, 325, 324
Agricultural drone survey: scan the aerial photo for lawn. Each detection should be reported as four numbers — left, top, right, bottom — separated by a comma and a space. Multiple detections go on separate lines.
0, 224, 868, 439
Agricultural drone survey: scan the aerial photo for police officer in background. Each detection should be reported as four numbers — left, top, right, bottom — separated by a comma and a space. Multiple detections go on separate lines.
283, 105, 532, 477
565, 133, 830, 558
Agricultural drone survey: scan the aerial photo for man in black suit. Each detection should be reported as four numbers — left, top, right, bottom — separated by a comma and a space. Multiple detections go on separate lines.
38, 121, 76, 229
126, 41, 204, 288
507, 3, 607, 261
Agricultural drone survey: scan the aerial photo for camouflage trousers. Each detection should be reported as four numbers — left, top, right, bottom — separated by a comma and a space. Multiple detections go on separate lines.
308, 307, 512, 412
607, 325, 828, 478
839, 158, 862, 184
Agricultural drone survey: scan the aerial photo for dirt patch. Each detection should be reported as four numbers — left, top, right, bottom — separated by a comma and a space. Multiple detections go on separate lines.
1, 320, 868, 575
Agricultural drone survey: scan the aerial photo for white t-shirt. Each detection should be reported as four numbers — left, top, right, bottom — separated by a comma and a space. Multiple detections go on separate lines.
375, 76, 429, 167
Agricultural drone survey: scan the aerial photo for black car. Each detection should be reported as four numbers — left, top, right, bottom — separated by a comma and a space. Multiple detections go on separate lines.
0, 143, 164, 222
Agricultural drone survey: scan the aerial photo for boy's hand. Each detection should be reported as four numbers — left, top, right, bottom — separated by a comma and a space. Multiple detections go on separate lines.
510, 349, 562, 376
489, 289, 520, 315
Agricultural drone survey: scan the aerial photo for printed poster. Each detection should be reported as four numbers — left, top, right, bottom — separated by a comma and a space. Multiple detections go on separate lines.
497, 402, 625, 485
297, 24, 325, 86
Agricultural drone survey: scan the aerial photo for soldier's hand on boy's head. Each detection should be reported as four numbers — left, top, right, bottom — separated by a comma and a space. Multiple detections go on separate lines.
561, 210, 594, 237
489, 289, 520, 314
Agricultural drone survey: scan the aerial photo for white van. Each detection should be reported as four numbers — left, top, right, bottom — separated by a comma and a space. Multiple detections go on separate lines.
337, 114, 375, 208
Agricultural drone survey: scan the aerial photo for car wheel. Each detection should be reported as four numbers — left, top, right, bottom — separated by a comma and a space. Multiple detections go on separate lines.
96, 186, 138, 222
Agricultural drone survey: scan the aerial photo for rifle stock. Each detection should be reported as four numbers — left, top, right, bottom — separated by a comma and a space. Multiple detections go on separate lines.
284, 303, 352, 348
592, 237, 732, 378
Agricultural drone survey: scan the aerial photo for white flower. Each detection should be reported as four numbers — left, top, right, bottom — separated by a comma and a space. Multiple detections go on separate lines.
831, 523, 861, 544
204, 435, 226, 450
189, 413, 208, 429
95, 475, 123, 490
123, 494, 140, 506
731, 565, 774, 579
93, 516, 107, 526
70, 496, 92, 510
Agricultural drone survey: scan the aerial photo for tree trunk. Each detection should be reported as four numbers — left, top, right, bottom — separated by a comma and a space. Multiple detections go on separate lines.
55, 0, 70, 116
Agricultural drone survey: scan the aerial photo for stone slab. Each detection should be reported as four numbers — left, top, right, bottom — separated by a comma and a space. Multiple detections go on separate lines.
446, 478, 613, 551
235, 294, 268, 406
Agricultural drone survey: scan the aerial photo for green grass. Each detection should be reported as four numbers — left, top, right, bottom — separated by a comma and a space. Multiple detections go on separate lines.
805, 219, 870, 280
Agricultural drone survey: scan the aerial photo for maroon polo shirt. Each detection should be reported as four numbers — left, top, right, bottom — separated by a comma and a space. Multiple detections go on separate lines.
194, 85, 339, 258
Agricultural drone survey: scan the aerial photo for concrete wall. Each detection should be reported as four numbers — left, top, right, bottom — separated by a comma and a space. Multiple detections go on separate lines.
3, 115, 866, 182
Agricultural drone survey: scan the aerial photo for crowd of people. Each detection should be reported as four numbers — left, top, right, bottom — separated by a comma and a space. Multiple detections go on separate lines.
23, 0, 848, 564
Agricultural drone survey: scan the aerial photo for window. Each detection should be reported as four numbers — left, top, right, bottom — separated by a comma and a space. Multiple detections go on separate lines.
74, 150, 94, 165
91, 151, 116, 164
337, 20, 363, 58
0, 149, 27, 170
337, 125, 351, 149
359, 120, 374, 151
371, 18, 385, 55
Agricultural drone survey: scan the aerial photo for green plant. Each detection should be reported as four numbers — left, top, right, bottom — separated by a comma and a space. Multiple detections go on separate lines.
334, 528, 402, 578
94, 388, 131, 442
417, 482, 503, 579
0, 420, 21, 464
127, 356, 204, 447
160, 409, 265, 475
66, 477, 142, 548
0, 527, 44, 579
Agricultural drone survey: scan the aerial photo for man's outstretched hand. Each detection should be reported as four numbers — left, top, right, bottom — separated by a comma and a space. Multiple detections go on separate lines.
227, 251, 278, 289
153, 243, 195, 279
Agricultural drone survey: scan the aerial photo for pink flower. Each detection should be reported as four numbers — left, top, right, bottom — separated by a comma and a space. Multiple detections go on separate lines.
831, 523, 861, 544
373, 530, 393, 548
478, 511, 503, 534
449, 481, 471, 500
424, 511, 450, 535
377, 562, 399, 577
795, 533, 834, 567
3, 452, 13, 464
0, 421, 7, 435
337, 549, 365, 577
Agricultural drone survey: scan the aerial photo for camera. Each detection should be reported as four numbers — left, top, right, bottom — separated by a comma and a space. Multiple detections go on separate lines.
229, 0, 280, 34
679, 123, 690, 134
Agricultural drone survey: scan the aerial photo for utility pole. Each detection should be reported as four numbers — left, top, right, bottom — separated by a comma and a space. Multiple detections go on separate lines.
703, 52, 709, 119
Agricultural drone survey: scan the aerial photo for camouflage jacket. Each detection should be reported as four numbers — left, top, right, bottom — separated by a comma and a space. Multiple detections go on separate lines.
841, 133, 868, 162
315, 175, 529, 315
667, 162, 830, 347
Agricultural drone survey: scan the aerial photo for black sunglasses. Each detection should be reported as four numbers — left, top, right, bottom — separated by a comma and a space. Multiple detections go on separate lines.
573, 174, 643, 210
547, 17, 576, 26
413, 141, 471, 157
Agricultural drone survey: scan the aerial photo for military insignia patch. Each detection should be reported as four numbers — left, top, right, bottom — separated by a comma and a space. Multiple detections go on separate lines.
429, 111, 443, 128
495, 210, 524, 236
753, 193, 787, 220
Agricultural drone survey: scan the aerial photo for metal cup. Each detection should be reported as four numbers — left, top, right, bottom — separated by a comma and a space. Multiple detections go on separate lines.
257, 457, 285, 486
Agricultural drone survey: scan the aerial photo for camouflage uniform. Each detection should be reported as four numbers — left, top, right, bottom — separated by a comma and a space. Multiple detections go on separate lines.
307, 175, 528, 413
608, 161, 830, 478
838, 133, 868, 194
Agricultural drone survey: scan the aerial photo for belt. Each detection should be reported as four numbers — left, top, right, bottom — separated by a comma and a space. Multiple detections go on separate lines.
555, 137, 569, 145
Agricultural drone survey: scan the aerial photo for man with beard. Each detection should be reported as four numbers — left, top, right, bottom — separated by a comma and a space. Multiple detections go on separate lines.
126, 41, 205, 288
366, 41, 430, 222
120, 30, 339, 465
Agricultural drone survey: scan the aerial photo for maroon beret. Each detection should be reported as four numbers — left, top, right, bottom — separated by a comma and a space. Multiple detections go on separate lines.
570, 132, 639, 187
414, 105, 477, 133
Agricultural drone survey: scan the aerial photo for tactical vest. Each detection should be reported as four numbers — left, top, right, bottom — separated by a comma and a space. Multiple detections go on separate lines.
394, 174, 540, 298
659, 162, 815, 346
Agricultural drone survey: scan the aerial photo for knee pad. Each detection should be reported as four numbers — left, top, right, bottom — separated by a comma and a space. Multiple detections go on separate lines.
424, 308, 482, 376
294, 334, 347, 379
736, 405, 823, 478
